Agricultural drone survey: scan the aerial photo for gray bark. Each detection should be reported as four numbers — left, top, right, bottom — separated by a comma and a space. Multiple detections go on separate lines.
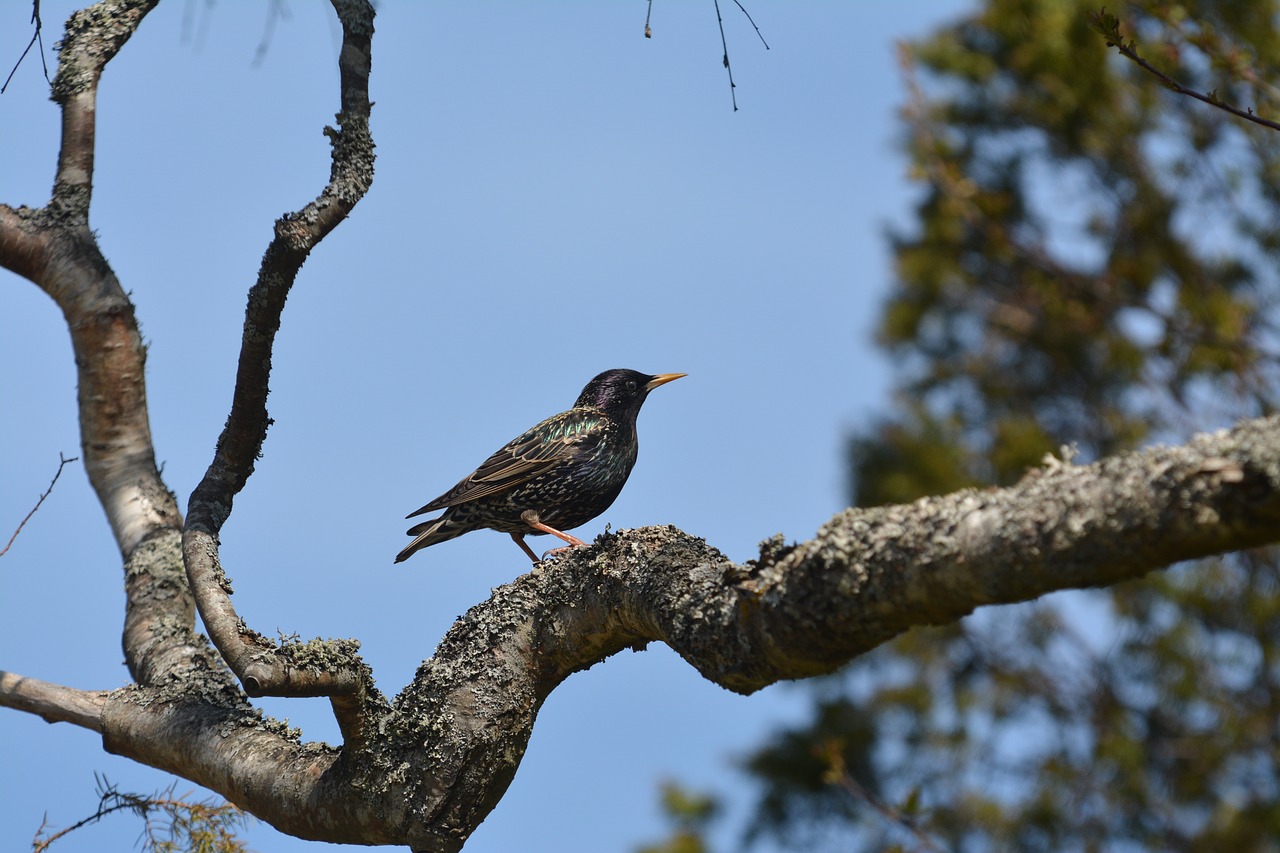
2, 2, 1279, 851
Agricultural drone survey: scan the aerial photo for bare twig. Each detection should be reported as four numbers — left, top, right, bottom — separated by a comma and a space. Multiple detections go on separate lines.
0, 453, 77, 557
1087, 9, 1280, 132
1, 0, 51, 94
32, 775, 249, 853
647, 0, 765, 106
731, 0, 769, 50
712, 0, 737, 111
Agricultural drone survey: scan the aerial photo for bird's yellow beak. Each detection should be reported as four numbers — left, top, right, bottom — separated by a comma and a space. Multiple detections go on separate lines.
646, 373, 687, 391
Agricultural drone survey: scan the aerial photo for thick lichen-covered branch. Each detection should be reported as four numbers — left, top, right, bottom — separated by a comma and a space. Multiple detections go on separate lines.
5, 416, 1276, 850
368, 414, 1280, 849
532, 414, 1280, 695
181, 0, 379, 725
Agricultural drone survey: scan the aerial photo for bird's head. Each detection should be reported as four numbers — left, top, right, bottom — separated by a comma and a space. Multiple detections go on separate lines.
575, 369, 685, 418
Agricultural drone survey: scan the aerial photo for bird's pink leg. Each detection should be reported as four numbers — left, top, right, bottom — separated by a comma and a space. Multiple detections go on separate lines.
509, 532, 542, 564
520, 510, 587, 559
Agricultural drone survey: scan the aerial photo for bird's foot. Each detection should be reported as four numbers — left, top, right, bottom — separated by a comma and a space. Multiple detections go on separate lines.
540, 543, 588, 560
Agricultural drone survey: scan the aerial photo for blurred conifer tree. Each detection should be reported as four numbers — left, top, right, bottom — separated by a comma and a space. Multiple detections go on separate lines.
647, 2, 1280, 850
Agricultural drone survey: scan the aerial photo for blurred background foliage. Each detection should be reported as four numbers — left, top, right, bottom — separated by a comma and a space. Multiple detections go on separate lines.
645, 0, 1280, 849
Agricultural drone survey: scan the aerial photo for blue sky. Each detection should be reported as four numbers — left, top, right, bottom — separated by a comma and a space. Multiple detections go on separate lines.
1, 2, 971, 851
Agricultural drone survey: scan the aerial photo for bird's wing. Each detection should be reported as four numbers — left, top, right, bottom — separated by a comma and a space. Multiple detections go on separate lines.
406, 410, 603, 517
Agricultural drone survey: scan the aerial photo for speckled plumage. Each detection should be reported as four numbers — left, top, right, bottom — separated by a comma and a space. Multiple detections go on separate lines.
394, 369, 684, 564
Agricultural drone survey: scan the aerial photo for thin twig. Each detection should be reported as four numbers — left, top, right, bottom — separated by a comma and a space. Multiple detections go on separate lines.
731, 0, 769, 50
33, 774, 158, 851
644, 0, 653, 38
32, 775, 249, 852
1087, 9, 1280, 132
33, 795, 148, 851
712, 0, 737, 111
1, 0, 51, 94
0, 453, 77, 557
1147, 6, 1280, 104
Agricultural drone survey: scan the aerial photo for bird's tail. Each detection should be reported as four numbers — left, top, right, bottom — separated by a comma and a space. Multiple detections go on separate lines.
394, 514, 468, 564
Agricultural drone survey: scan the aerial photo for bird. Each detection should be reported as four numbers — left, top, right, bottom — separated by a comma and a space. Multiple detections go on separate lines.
395, 369, 685, 564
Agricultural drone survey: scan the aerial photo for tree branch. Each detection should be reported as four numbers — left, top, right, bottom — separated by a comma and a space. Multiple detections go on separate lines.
50, 0, 162, 220
390, 416, 1276, 849
0, 671, 106, 731
376, 413, 1280, 849
6, 416, 1276, 849
498, 418, 1280, 699
0, 0, 199, 694
181, 0, 379, 737
1087, 9, 1280, 132
558, 414, 1279, 694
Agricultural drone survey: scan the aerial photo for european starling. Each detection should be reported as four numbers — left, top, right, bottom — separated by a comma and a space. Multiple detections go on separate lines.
395, 369, 685, 564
